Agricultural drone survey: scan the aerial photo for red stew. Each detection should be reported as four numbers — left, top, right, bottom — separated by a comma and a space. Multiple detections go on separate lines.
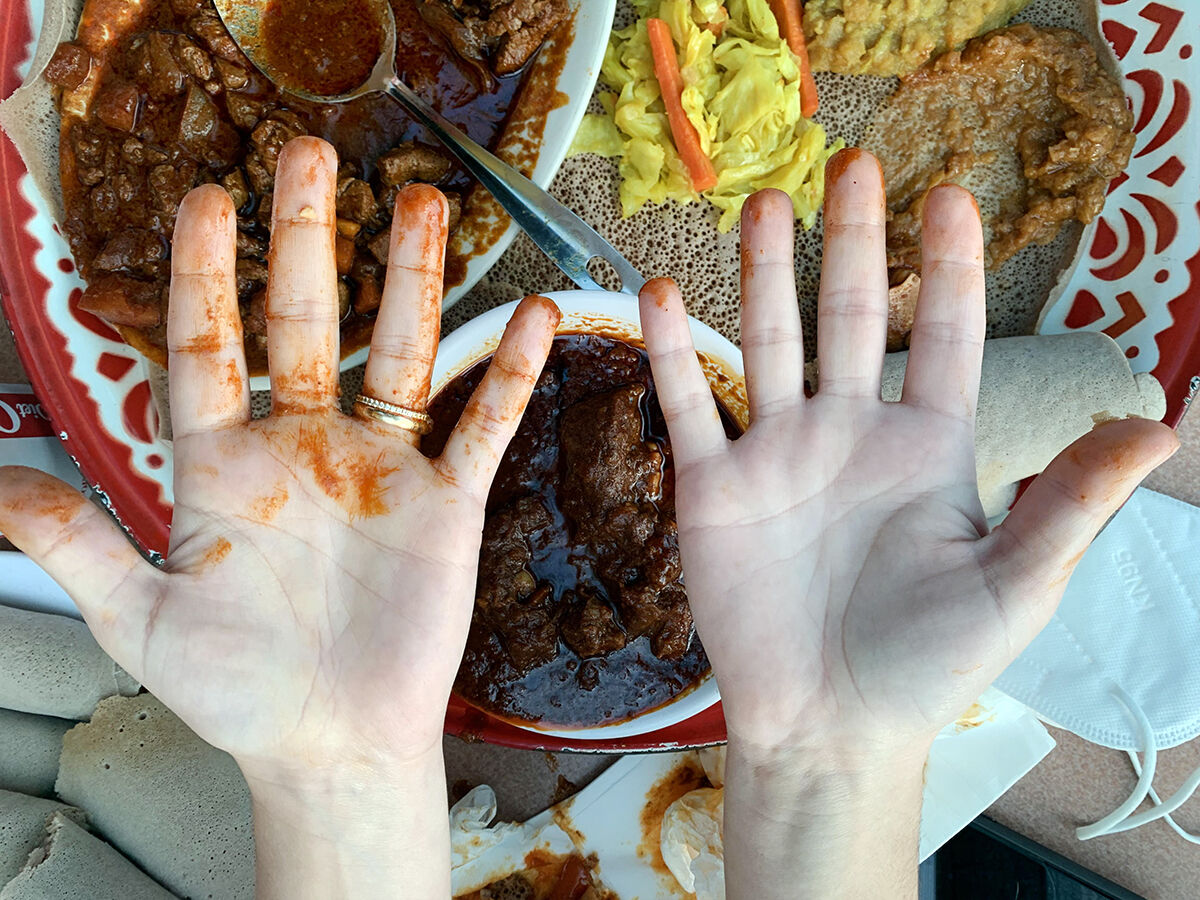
423, 334, 739, 727
261, 0, 383, 96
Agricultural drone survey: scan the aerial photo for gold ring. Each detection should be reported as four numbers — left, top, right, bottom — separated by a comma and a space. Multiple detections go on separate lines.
353, 394, 434, 436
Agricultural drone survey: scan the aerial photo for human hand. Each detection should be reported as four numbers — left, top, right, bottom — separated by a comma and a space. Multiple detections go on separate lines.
639, 150, 1177, 897
0, 137, 559, 896
641, 149, 1176, 756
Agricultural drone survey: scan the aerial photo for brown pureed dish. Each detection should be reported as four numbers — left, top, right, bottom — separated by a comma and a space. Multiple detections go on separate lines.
423, 334, 740, 728
43, 0, 567, 373
863, 24, 1134, 279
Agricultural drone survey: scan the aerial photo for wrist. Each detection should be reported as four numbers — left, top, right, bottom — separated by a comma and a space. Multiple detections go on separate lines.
240, 747, 452, 900
721, 735, 932, 900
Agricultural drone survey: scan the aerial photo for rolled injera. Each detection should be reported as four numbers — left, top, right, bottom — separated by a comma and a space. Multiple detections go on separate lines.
0, 791, 83, 884
0, 710, 72, 798
0, 813, 177, 900
0, 606, 138, 720
55, 696, 253, 900
811, 332, 1166, 517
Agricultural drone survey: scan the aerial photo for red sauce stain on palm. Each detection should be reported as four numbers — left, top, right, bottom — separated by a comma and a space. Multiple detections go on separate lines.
294, 422, 397, 518
249, 485, 290, 523
201, 536, 232, 567
261, 0, 383, 96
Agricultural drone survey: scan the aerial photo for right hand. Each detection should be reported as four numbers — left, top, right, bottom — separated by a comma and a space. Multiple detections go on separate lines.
639, 149, 1178, 760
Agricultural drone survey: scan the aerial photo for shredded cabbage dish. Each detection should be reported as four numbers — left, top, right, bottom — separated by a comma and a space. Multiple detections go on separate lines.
572, 0, 842, 231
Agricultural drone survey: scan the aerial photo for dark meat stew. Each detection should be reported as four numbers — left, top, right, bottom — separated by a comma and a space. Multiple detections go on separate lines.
45, 0, 567, 372
423, 334, 739, 727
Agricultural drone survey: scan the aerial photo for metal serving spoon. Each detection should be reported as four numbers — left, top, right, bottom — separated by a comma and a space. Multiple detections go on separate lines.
212, 0, 644, 294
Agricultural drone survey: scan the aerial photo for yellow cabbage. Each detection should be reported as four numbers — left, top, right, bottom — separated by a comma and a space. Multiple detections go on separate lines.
570, 0, 842, 231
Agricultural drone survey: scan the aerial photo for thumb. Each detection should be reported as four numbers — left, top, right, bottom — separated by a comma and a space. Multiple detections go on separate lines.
0, 466, 158, 674
980, 417, 1179, 643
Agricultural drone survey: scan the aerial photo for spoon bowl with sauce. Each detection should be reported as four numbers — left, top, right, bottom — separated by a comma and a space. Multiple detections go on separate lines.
212, 0, 643, 294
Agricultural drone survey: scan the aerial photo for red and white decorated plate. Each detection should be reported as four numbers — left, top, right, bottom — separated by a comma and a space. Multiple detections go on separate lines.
1, 1, 1198, 753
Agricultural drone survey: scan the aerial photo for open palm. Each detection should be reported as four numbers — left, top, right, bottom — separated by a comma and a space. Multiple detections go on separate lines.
639, 153, 1178, 756
0, 138, 559, 773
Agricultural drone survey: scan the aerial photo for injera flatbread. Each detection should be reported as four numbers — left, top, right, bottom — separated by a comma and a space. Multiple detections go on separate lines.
0, 605, 138, 720
0, 710, 72, 799
55, 695, 252, 900
0, 792, 83, 885
0, 813, 177, 900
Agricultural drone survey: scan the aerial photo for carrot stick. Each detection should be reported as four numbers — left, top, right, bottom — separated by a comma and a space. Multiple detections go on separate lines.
646, 17, 718, 193
768, 0, 819, 117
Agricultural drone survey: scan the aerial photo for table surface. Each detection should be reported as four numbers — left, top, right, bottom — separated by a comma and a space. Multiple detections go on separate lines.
2, 320, 1198, 899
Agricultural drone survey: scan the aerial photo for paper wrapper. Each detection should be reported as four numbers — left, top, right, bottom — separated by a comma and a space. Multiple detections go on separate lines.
0, 710, 73, 799
0, 812, 177, 900
0, 791, 85, 885
55, 695, 253, 900
453, 688, 1054, 897
0, 604, 139, 720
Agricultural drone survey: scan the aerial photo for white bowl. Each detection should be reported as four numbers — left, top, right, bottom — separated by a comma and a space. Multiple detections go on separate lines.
432, 291, 747, 740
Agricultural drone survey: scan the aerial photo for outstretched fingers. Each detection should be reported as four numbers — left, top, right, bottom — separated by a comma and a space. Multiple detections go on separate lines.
901, 185, 986, 421
740, 189, 803, 421
361, 184, 448, 426
266, 137, 340, 414
168, 185, 250, 440
981, 418, 1179, 643
0, 467, 157, 673
436, 296, 561, 497
639, 278, 727, 465
815, 149, 890, 398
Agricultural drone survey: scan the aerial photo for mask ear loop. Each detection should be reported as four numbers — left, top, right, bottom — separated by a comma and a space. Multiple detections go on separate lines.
1076, 683, 1157, 841
1107, 751, 1200, 842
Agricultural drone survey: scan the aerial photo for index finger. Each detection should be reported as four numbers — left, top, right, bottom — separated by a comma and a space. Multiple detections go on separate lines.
167, 184, 250, 439
435, 296, 561, 497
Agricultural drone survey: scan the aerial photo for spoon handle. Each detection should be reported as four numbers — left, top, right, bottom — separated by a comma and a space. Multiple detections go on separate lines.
382, 77, 645, 295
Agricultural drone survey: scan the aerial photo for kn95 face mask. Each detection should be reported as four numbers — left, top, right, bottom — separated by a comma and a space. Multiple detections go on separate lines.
995, 488, 1200, 842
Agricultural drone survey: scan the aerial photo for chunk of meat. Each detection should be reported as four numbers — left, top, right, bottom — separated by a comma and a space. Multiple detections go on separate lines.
173, 35, 214, 82
93, 229, 167, 277
225, 92, 268, 130
336, 177, 378, 223
148, 161, 198, 215
221, 168, 251, 211
617, 581, 693, 660
93, 81, 141, 132
377, 144, 452, 186
187, 10, 246, 63
561, 592, 626, 658
476, 497, 559, 673
130, 32, 186, 99
250, 111, 308, 174
214, 57, 249, 91
559, 384, 663, 544
414, 1, 494, 89
78, 275, 162, 327
44, 42, 92, 90
178, 82, 238, 159
489, 0, 567, 75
